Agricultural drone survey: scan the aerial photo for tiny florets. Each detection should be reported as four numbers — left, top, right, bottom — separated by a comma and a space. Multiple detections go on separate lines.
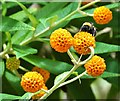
32, 67, 50, 83
6, 57, 20, 70
21, 71, 44, 93
93, 6, 112, 24
73, 31, 95, 55
84, 55, 106, 76
50, 28, 73, 53
32, 85, 48, 99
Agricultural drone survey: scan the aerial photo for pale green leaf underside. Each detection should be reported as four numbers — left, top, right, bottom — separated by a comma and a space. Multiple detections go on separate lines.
0, 16, 35, 32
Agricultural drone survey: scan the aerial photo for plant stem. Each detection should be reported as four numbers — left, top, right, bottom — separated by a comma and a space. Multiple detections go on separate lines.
19, 66, 30, 72
67, 49, 77, 64
58, 71, 87, 88
79, 47, 94, 66
78, 10, 93, 16
39, 47, 94, 100
79, 0, 101, 10
0, 32, 12, 58
20, 27, 50, 45
77, 54, 83, 63
39, 64, 80, 100
52, 10, 77, 27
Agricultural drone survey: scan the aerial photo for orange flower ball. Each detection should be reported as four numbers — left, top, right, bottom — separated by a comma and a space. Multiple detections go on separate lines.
32, 67, 50, 83
84, 55, 106, 76
93, 6, 112, 24
50, 28, 73, 53
21, 71, 44, 93
73, 31, 95, 55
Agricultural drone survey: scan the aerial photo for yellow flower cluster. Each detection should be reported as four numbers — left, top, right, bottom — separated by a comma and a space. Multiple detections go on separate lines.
6, 57, 20, 70
84, 55, 106, 76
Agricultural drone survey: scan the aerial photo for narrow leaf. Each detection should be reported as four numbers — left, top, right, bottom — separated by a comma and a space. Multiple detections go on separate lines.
13, 44, 37, 58
54, 72, 69, 85
11, 30, 29, 44
81, 71, 120, 79
10, 8, 37, 21
4, 70, 24, 95
22, 55, 73, 75
0, 93, 21, 100
0, 60, 5, 77
36, 2, 67, 19
95, 42, 120, 54
0, 16, 35, 32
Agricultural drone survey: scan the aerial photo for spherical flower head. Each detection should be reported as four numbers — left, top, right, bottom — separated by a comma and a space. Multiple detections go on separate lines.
50, 28, 73, 53
21, 71, 45, 93
93, 6, 112, 24
6, 57, 20, 70
84, 55, 106, 76
73, 31, 95, 55
32, 85, 48, 99
32, 67, 50, 83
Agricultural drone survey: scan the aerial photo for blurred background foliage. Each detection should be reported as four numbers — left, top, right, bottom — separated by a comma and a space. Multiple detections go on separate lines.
0, 1, 120, 100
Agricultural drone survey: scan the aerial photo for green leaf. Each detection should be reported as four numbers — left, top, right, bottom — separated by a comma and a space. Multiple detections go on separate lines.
55, 2, 78, 21
19, 92, 33, 100
36, 2, 68, 19
11, 30, 29, 44
22, 55, 73, 75
54, 71, 69, 85
67, 79, 94, 99
0, 16, 35, 32
13, 44, 37, 58
0, 2, 32, 10
81, 71, 120, 79
0, 60, 5, 77
0, 93, 21, 101
95, 42, 120, 54
15, 1, 38, 27
4, 70, 24, 95
10, 8, 37, 21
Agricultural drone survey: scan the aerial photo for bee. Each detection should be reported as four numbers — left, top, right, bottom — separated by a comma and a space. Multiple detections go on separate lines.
80, 22, 96, 36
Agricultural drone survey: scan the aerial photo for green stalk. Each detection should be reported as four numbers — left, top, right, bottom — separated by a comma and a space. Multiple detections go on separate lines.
39, 47, 94, 100
39, 64, 80, 100
0, 32, 12, 58
58, 70, 87, 88
20, 27, 50, 45
19, 66, 30, 72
